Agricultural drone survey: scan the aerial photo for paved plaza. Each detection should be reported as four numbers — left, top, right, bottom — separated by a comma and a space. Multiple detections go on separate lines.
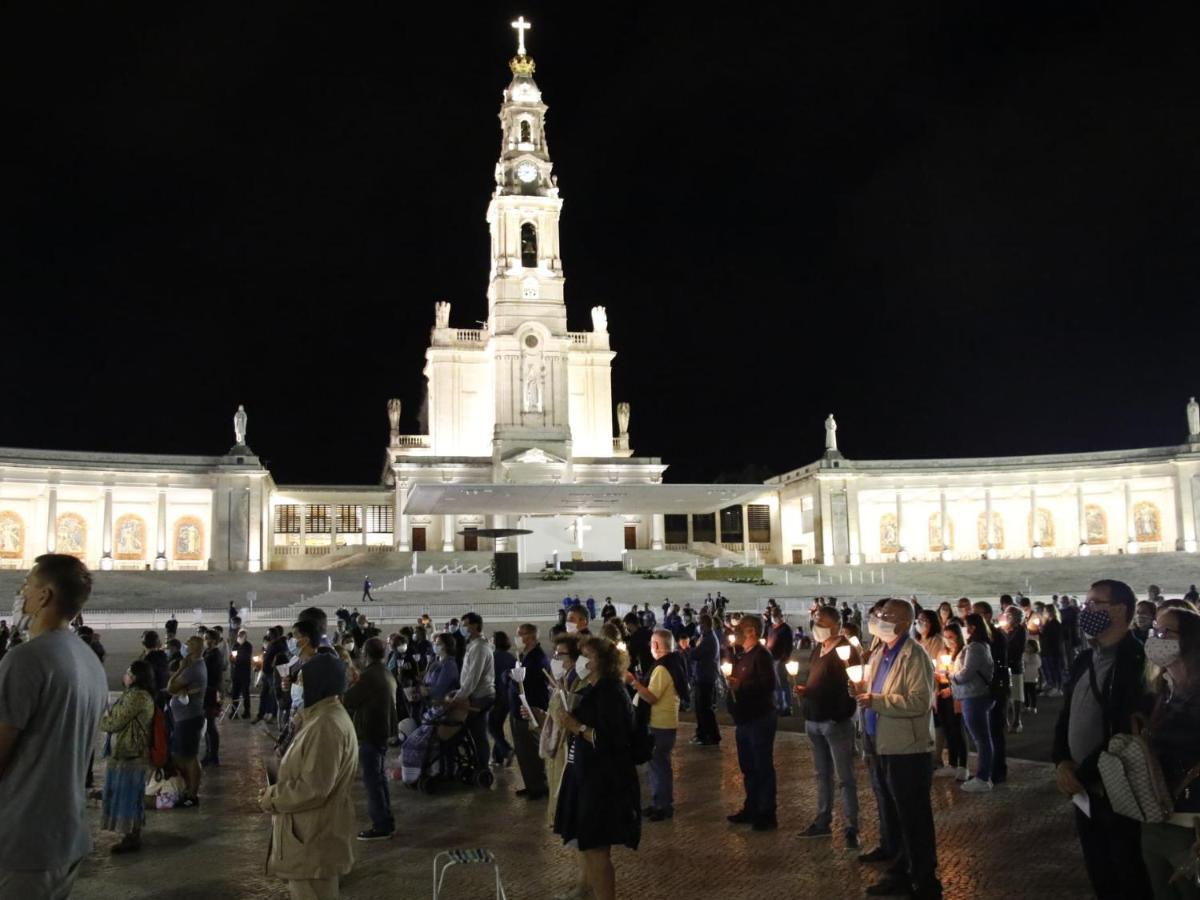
73, 711, 1091, 900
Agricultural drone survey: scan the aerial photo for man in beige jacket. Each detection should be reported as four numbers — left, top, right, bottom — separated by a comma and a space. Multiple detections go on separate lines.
260, 653, 357, 900
855, 598, 942, 900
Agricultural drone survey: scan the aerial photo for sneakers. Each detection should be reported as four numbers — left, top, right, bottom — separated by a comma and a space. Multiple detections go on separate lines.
797, 822, 832, 839
955, 767, 970, 782
960, 777, 993, 793
932, 767, 958, 778
844, 827, 860, 850
357, 827, 394, 841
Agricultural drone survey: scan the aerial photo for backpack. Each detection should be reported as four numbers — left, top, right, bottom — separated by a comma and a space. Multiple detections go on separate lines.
148, 707, 169, 769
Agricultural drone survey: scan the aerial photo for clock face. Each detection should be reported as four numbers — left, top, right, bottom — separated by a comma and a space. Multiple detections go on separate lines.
516, 162, 538, 184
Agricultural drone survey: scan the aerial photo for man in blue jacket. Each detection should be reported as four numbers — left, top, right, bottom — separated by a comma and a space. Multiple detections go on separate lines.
509, 623, 551, 800
690, 614, 721, 746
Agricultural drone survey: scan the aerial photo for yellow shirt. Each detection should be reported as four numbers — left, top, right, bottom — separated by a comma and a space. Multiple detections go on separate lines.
646, 665, 680, 729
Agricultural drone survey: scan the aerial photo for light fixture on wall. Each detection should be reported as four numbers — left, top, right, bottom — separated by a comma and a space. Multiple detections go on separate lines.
1031, 544, 1045, 559
986, 546, 999, 560
1078, 542, 1090, 557
897, 548, 910, 563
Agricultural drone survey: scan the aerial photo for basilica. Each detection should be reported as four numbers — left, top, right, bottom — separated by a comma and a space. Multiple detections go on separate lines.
1, 21, 1198, 575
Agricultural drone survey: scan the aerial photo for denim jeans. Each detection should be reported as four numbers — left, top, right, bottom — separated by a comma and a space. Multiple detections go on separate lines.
960, 696, 994, 782
805, 717, 858, 830
734, 712, 777, 818
649, 727, 677, 813
487, 700, 512, 764
359, 741, 393, 833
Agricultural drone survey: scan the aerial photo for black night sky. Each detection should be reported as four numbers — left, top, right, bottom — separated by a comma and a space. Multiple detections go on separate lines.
7, 3, 1200, 485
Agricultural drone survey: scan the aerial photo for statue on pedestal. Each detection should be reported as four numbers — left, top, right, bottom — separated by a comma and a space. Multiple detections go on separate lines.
523, 361, 545, 413
434, 301, 451, 329
1189, 396, 1199, 438
233, 405, 248, 446
824, 413, 838, 452
387, 398, 401, 447
617, 401, 631, 436
591, 305, 608, 333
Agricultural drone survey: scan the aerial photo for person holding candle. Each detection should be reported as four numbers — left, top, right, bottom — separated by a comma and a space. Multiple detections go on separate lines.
915, 609, 946, 772
795, 604, 862, 847
690, 614, 722, 747
724, 614, 779, 831
856, 598, 941, 900
626, 629, 687, 821
934, 623, 969, 780
951, 614, 996, 793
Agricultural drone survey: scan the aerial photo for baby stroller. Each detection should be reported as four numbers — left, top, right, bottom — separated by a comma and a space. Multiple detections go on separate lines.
399, 705, 494, 793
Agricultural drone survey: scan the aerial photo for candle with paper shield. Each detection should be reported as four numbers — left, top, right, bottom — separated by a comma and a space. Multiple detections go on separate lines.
616, 641, 627, 653
727, 633, 736, 645
849, 635, 861, 648
509, 665, 526, 685
836, 645, 852, 663
938, 653, 952, 672
721, 661, 734, 678
785, 660, 799, 677
845, 664, 865, 690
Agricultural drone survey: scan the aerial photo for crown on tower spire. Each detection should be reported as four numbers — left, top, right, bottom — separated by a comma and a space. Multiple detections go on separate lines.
509, 15, 535, 76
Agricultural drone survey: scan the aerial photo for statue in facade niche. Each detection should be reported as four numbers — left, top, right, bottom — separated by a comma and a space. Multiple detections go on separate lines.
387, 398, 401, 446
591, 305, 608, 333
824, 413, 838, 452
523, 361, 545, 413
1189, 396, 1199, 437
233, 405, 248, 446
434, 301, 451, 329
617, 401, 630, 436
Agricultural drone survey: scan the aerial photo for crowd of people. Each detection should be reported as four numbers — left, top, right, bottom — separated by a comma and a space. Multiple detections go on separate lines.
1, 555, 1199, 899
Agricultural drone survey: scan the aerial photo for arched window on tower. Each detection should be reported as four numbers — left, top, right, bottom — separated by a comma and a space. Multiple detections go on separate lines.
519, 120, 532, 144
520, 222, 538, 268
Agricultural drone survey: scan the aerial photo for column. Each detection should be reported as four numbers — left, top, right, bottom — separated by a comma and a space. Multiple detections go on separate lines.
100, 488, 114, 570
818, 485, 834, 564
1029, 486, 1043, 557
985, 488, 997, 559
939, 491, 950, 561
575, 515, 586, 553
1077, 485, 1089, 555
846, 485, 862, 565
395, 480, 410, 551
442, 514, 455, 552
154, 490, 168, 570
493, 514, 507, 552
1177, 470, 1198, 552
247, 481, 262, 573
45, 487, 57, 553
651, 513, 665, 551
361, 504, 370, 549
298, 502, 308, 548
1125, 482, 1137, 553
686, 514, 694, 549
895, 492, 908, 561
329, 501, 338, 550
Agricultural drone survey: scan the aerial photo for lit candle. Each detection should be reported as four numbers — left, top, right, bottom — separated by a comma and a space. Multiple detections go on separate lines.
849, 635, 861, 648
616, 641, 626, 653
836, 645, 851, 662
846, 664, 864, 687
721, 661, 733, 677
785, 660, 799, 677
939, 653, 952, 670
727, 633, 736, 644
759, 638, 767, 646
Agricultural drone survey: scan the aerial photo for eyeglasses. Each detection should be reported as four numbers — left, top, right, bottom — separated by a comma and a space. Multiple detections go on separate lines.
1150, 626, 1179, 639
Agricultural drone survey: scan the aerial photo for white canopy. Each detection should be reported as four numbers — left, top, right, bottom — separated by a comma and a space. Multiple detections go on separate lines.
403, 483, 769, 516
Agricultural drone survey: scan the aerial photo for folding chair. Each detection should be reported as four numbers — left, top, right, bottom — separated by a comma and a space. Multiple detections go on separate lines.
432, 849, 507, 900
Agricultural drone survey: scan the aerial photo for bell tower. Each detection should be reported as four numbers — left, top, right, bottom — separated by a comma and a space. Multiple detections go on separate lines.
486, 16, 566, 337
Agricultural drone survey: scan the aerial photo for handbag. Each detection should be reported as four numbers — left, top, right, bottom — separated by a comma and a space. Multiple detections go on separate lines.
1099, 727, 1200, 823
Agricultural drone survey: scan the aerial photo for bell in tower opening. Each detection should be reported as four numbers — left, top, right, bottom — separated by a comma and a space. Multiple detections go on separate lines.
520, 222, 538, 267
520, 120, 532, 143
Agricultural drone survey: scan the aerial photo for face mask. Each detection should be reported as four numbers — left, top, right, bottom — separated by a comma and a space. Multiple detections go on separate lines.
181, 645, 190, 658
459, 625, 471, 639
436, 644, 449, 658
290, 683, 304, 705
397, 643, 408, 653
575, 656, 591, 680
287, 638, 298, 655
917, 621, 929, 634
1079, 606, 1112, 638
10, 594, 30, 637
1133, 615, 1154, 631
871, 619, 898, 640
1145, 634, 1181, 669
550, 658, 567, 679
565, 622, 578, 634
812, 624, 833, 643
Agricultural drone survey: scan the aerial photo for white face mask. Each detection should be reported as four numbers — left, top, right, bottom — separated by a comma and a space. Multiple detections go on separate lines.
812, 624, 833, 643
565, 622, 578, 634
290, 683, 304, 705
550, 658, 567, 679
345, 643, 355, 652
575, 656, 591, 680
10, 593, 30, 638
870, 618, 898, 640
1145, 634, 1181, 669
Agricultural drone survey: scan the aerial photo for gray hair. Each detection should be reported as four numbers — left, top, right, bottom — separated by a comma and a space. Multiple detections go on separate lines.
651, 628, 676, 651
738, 614, 764, 638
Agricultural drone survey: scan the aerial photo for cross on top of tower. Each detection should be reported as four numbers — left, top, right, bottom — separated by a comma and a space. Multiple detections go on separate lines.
511, 16, 531, 56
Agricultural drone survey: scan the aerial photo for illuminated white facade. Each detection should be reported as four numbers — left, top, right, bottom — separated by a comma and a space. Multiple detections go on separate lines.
770, 409, 1200, 565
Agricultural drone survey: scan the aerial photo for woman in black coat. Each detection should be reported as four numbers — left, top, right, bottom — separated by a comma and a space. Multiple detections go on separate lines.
553, 635, 640, 900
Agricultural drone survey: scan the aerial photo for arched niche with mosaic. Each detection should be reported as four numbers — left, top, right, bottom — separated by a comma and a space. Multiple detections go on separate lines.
56, 513, 87, 557
879, 513, 899, 554
1134, 501, 1162, 543
977, 512, 1004, 550
0, 511, 24, 559
1028, 508, 1055, 547
928, 512, 954, 553
173, 516, 205, 560
114, 513, 147, 560
1084, 504, 1108, 545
